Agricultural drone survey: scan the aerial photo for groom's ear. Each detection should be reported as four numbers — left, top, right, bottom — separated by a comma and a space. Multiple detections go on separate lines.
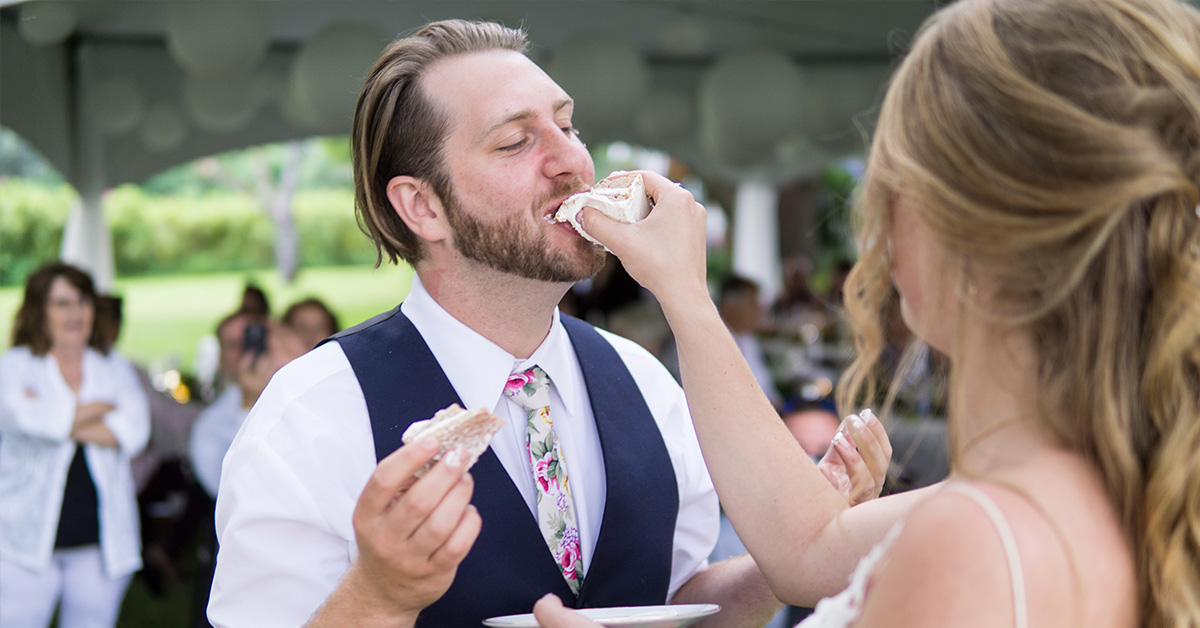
387, 176, 450, 244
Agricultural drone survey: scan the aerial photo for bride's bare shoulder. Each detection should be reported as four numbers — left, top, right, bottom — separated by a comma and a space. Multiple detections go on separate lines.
851, 485, 1025, 627
853, 477, 1136, 628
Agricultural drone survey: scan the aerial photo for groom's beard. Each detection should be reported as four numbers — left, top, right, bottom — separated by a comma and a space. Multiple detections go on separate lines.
445, 180, 606, 283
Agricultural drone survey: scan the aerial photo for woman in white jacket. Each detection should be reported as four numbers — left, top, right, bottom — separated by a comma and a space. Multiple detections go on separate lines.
0, 263, 150, 628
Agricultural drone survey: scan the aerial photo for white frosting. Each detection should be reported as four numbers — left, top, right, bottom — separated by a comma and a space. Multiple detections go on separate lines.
554, 171, 652, 249
401, 404, 504, 475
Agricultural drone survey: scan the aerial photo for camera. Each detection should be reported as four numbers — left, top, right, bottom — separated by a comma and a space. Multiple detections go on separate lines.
243, 321, 268, 368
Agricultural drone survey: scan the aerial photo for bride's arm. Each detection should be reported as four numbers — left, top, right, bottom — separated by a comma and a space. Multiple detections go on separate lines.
578, 172, 935, 605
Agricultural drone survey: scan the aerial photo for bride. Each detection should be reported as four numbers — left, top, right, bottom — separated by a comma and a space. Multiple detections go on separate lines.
535, 0, 1200, 626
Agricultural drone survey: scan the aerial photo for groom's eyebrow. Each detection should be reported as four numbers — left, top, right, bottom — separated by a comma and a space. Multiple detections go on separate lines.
478, 98, 574, 143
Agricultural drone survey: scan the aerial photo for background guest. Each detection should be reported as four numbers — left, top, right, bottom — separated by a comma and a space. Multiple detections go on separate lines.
718, 275, 783, 408
782, 405, 841, 463
281, 297, 340, 351
237, 284, 269, 319
0, 262, 150, 628
189, 311, 271, 501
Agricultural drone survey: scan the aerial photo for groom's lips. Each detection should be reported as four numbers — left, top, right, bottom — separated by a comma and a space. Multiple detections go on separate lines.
542, 191, 587, 224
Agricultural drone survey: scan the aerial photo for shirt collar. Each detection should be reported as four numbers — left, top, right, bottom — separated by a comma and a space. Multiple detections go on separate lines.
512, 316, 580, 421
400, 275, 582, 419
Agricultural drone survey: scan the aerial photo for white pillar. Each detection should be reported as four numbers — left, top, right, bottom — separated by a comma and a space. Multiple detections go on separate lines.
731, 175, 782, 303
61, 191, 115, 293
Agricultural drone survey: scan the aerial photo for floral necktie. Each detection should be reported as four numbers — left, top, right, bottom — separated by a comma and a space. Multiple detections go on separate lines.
504, 366, 583, 594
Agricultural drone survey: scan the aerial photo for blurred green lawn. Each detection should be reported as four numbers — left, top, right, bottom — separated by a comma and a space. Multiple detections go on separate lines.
0, 264, 414, 370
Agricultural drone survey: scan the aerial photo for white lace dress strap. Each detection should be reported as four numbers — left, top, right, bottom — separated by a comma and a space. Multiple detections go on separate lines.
793, 522, 905, 628
795, 483, 1029, 628
942, 483, 1029, 628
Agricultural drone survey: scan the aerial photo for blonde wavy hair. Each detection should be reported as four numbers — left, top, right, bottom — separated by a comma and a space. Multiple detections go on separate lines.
835, 0, 1200, 625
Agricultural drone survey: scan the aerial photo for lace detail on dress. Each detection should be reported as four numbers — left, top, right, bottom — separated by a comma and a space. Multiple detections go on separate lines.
794, 483, 1029, 628
794, 522, 904, 628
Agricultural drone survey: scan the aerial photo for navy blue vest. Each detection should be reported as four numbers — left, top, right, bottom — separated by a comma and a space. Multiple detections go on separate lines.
334, 307, 680, 627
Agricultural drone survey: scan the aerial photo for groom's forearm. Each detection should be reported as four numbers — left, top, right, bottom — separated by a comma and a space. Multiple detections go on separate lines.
670, 553, 782, 628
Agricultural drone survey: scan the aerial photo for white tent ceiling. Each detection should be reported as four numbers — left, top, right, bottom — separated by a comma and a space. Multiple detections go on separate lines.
15, 0, 1199, 298
2, 0, 948, 293
1, 0, 942, 191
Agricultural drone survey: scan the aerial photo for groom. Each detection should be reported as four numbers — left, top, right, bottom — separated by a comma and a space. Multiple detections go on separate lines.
208, 19, 883, 628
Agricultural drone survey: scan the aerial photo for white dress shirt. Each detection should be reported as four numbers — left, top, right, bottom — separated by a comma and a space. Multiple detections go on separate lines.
0, 347, 150, 577
209, 277, 718, 628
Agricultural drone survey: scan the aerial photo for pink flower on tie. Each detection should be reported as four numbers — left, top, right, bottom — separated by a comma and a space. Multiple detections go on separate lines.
533, 452, 553, 493
560, 527, 581, 580
505, 370, 534, 395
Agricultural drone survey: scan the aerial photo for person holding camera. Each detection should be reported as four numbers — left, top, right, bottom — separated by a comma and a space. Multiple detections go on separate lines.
189, 311, 303, 500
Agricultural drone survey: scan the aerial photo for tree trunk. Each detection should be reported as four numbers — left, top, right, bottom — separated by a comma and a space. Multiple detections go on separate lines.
256, 141, 304, 283
274, 201, 298, 283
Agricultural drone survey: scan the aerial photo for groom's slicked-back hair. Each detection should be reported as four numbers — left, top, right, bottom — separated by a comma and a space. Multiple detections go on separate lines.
352, 20, 529, 266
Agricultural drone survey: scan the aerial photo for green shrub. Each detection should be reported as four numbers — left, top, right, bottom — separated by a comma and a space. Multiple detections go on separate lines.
1, 182, 373, 286
0, 179, 74, 285
294, 190, 375, 267
107, 185, 274, 276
